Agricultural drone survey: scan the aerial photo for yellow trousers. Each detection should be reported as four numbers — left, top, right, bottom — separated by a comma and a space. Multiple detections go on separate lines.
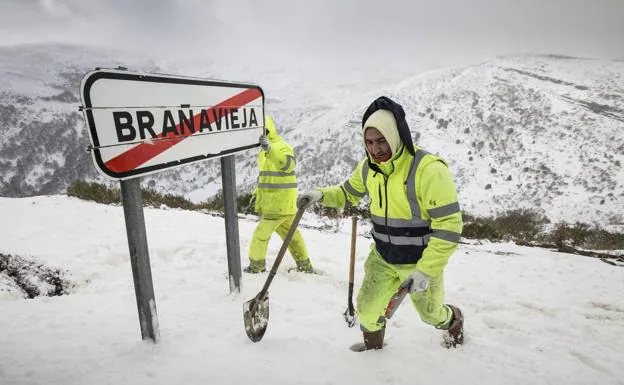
248, 215, 309, 263
357, 246, 452, 332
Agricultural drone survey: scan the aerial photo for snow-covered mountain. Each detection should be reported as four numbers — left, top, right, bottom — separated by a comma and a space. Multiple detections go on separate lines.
292, 55, 624, 225
0, 44, 622, 225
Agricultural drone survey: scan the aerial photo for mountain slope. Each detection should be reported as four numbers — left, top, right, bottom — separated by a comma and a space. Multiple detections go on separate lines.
0, 44, 413, 199
292, 55, 624, 225
0, 45, 622, 225
0, 44, 161, 195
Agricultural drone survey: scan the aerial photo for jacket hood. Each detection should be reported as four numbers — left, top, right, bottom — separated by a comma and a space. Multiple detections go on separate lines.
264, 115, 281, 142
361, 96, 415, 157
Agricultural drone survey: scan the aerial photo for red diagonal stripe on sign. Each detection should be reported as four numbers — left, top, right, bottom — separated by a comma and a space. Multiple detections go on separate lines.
105, 88, 262, 173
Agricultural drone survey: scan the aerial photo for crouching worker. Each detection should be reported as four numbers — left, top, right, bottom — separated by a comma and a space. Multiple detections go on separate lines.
297, 97, 463, 350
245, 115, 314, 274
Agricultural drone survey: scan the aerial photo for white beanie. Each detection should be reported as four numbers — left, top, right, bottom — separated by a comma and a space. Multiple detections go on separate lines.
362, 109, 401, 156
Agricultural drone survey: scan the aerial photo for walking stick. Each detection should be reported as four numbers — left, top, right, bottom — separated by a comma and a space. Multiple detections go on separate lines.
343, 216, 357, 327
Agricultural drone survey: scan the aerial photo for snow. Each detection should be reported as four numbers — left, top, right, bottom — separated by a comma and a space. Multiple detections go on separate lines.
1, 195, 623, 385
185, 181, 220, 204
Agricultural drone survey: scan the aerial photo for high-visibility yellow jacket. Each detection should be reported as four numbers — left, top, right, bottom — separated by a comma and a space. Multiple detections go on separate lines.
319, 145, 462, 278
254, 116, 298, 217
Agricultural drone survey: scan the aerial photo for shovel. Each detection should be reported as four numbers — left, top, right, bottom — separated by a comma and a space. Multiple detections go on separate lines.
384, 279, 413, 319
243, 206, 306, 342
343, 216, 358, 327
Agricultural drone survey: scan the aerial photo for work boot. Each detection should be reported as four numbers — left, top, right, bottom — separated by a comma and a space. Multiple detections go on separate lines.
364, 329, 385, 349
243, 259, 266, 273
294, 258, 315, 274
441, 304, 464, 348
349, 328, 385, 352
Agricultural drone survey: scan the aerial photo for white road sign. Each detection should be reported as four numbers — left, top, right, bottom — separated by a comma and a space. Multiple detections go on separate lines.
80, 68, 264, 180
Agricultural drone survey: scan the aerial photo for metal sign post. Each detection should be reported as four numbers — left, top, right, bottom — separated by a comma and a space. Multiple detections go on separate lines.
120, 177, 160, 342
221, 155, 242, 293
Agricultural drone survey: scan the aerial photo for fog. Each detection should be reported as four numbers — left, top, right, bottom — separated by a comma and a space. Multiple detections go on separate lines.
1, 0, 623, 72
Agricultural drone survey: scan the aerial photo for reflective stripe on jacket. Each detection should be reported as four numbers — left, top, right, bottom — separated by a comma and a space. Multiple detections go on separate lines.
320, 145, 462, 277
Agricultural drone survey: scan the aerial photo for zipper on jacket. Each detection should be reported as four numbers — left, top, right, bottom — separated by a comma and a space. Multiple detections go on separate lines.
383, 174, 389, 242
383, 162, 395, 243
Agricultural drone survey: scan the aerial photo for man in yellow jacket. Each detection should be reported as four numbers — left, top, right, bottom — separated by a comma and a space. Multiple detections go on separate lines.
245, 115, 314, 274
298, 96, 463, 350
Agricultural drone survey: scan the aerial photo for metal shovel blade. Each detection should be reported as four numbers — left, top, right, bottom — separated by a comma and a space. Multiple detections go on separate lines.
243, 294, 270, 342
343, 308, 357, 328
384, 280, 412, 319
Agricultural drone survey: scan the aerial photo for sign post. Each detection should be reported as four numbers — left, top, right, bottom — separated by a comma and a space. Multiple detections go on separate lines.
80, 68, 264, 341
221, 155, 241, 292
120, 177, 159, 342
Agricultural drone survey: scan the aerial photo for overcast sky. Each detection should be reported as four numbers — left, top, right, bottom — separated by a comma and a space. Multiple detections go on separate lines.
0, 0, 623, 71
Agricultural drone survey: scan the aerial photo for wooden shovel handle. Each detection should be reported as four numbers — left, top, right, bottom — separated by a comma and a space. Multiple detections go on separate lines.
349, 216, 357, 284
258, 207, 306, 298
346, 216, 357, 314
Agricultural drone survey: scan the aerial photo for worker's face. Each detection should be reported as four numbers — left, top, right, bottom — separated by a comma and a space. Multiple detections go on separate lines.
365, 127, 391, 163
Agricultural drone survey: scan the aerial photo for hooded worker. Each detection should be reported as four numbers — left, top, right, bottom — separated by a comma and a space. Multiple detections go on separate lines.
245, 115, 314, 274
297, 96, 464, 351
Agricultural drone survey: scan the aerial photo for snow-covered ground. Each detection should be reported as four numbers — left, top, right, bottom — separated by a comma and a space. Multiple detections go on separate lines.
1, 196, 623, 385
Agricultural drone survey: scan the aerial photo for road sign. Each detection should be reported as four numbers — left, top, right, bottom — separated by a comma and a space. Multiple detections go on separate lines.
80, 68, 264, 180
